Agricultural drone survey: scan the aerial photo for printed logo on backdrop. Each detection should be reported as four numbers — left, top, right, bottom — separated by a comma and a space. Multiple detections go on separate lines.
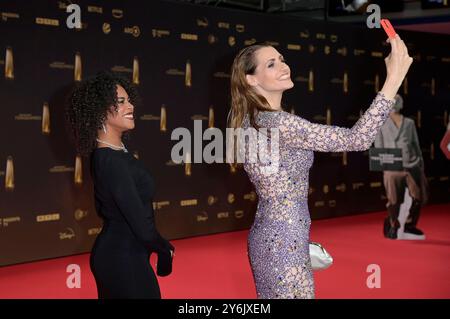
0, 216, 21, 227
1, 12, 20, 22
208, 196, 218, 206
236, 24, 245, 32
87, 6, 103, 14
197, 212, 209, 222
152, 29, 170, 38
153, 201, 170, 210
59, 228, 76, 240
102, 23, 111, 34
112, 9, 124, 19
234, 210, 244, 219
124, 25, 140, 37
74, 209, 88, 221
88, 227, 102, 236
197, 17, 208, 27
36, 17, 59, 27
244, 191, 257, 202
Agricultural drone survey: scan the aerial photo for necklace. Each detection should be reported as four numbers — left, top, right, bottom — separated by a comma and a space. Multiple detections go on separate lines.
96, 138, 128, 153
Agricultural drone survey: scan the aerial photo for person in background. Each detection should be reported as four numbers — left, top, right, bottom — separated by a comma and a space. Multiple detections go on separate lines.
375, 94, 428, 239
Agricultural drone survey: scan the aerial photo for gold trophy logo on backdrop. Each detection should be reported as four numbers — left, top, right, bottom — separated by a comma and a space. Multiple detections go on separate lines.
326, 108, 332, 126
160, 105, 167, 132
185, 151, 192, 176
208, 106, 214, 128
342, 152, 347, 166
5, 156, 15, 191
308, 69, 314, 92
74, 155, 83, 185
74, 52, 82, 82
132, 56, 139, 85
343, 71, 348, 93
5, 46, 14, 79
42, 102, 50, 135
185, 60, 192, 87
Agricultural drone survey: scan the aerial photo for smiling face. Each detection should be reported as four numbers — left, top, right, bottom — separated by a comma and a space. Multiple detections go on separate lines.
105, 85, 135, 132
245, 46, 294, 95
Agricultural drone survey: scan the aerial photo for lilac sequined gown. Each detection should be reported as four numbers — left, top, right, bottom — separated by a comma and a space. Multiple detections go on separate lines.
242, 93, 394, 299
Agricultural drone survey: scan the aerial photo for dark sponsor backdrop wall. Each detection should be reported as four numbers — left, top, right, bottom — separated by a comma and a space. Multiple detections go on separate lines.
0, 0, 448, 266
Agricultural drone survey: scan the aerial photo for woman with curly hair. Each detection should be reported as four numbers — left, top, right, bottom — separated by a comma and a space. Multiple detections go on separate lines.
66, 72, 174, 299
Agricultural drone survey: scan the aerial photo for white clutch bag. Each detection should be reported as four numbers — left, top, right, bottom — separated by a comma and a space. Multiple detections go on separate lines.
309, 242, 333, 271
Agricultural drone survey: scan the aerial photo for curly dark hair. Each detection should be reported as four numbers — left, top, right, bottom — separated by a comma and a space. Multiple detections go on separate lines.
65, 71, 140, 156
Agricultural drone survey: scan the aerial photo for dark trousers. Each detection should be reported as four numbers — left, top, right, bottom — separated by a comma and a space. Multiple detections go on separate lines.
384, 167, 424, 227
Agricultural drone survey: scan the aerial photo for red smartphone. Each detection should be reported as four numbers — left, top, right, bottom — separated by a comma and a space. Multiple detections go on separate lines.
381, 19, 397, 39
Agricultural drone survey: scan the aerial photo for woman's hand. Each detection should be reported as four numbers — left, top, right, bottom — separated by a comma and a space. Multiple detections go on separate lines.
380, 34, 413, 100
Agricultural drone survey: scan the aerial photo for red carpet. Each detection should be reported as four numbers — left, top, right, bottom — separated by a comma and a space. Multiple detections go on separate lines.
0, 203, 449, 299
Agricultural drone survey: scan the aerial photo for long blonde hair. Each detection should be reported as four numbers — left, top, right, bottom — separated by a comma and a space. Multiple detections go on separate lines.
227, 44, 276, 164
